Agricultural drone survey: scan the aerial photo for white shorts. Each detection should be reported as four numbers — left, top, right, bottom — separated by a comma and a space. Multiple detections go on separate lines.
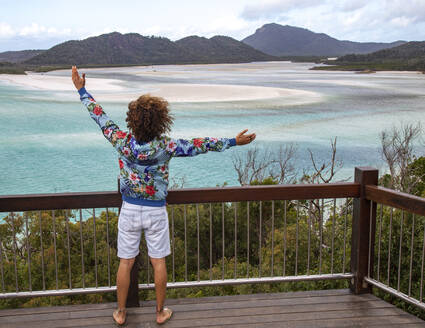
117, 201, 171, 259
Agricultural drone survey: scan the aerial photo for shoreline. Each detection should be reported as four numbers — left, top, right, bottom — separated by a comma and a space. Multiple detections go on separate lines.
311, 65, 425, 74
0, 69, 324, 104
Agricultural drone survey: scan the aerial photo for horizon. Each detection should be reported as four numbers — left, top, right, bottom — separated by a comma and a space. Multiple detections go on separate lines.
0, 24, 412, 54
1, 0, 425, 52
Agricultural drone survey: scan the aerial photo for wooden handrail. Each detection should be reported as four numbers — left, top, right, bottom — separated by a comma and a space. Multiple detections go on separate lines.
0, 182, 360, 212
365, 185, 425, 217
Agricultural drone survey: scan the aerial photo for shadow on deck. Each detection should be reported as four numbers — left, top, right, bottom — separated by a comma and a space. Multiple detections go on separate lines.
1, 289, 424, 328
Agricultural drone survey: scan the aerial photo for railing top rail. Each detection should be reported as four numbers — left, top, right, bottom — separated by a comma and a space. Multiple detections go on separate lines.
0, 182, 360, 212
365, 185, 425, 217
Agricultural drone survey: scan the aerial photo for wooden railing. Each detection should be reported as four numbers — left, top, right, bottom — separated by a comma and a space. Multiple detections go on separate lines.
0, 167, 424, 312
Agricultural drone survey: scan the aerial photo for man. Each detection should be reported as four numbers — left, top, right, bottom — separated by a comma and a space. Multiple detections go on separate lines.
72, 66, 256, 325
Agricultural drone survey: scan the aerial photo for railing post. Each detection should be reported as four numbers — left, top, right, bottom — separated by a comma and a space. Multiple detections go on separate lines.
118, 176, 141, 307
126, 254, 141, 307
350, 167, 378, 294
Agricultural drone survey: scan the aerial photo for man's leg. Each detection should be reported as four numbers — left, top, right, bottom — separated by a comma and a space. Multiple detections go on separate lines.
150, 257, 171, 323
114, 257, 135, 324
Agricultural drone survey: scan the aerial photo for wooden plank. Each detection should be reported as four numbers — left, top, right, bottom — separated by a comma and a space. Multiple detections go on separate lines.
365, 185, 425, 217
0, 307, 418, 328
0, 290, 423, 328
133, 309, 423, 328
0, 289, 376, 317
0, 289, 352, 317
0, 183, 360, 212
0, 298, 403, 327
167, 183, 360, 204
205, 318, 425, 328
0, 302, 117, 317
0, 191, 122, 212
0, 299, 393, 323
67, 319, 425, 328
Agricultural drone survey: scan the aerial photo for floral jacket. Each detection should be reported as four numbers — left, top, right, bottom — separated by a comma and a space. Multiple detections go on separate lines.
78, 87, 236, 207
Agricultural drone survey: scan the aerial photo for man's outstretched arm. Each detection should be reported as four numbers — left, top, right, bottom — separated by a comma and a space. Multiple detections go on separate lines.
169, 130, 256, 157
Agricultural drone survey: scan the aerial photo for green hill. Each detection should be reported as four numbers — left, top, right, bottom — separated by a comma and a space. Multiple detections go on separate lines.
25, 32, 276, 67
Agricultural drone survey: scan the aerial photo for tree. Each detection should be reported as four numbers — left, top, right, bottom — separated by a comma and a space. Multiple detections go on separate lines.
380, 123, 424, 194
231, 144, 297, 186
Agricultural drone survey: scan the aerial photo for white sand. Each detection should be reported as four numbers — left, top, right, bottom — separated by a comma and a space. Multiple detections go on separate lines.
0, 71, 323, 104
97, 83, 322, 104
0, 72, 124, 91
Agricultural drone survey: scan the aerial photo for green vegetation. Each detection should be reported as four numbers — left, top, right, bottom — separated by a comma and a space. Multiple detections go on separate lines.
0, 62, 26, 74
312, 41, 425, 72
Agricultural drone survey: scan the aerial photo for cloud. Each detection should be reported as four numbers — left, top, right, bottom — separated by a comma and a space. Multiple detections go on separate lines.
241, 0, 320, 21
390, 16, 415, 28
384, 0, 425, 23
19, 23, 47, 37
236, 0, 425, 42
0, 22, 74, 39
0, 22, 81, 51
0, 22, 15, 38
335, 0, 368, 12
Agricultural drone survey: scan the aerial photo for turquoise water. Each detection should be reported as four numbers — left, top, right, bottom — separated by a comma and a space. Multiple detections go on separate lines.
1, 62, 424, 195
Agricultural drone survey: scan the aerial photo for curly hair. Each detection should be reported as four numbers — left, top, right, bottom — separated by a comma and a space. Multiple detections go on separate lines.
126, 94, 173, 143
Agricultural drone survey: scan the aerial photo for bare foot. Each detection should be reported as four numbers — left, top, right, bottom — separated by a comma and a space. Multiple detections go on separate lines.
113, 308, 127, 326
156, 307, 173, 325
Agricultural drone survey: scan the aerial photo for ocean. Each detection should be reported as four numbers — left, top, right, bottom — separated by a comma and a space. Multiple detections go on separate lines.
0, 61, 424, 195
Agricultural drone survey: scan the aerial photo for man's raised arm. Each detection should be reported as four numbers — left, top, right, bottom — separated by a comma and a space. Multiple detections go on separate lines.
72, 66, 131, 157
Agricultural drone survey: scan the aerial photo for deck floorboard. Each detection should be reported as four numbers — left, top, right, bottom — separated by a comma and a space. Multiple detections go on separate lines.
0, 289, 423, 328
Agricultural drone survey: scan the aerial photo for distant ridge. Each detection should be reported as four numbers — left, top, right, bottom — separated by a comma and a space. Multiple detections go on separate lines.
336, 41, 425, 62
242, 23, 406, 57
24, 32, 275, 66
0, 50, 45, 63
319, 41, 425, 71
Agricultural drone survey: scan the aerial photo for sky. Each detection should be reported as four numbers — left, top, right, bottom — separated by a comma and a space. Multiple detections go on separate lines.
1, 0, 425, 52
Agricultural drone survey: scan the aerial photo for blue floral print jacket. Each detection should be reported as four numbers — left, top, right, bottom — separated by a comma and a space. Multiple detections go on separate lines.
78, 87, 236, 207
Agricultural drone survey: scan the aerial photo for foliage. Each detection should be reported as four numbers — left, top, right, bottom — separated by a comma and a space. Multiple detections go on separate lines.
379, 123, 424, 195
312, 42, 425, 72
0, 62, 26, 74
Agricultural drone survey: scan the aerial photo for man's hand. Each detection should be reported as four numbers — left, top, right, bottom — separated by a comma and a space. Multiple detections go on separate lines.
236, 129, 256, 145
72, 65, 86, 90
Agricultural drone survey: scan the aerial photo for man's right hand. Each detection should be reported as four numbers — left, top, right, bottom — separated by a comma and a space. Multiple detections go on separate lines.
72, 66, 86, 90
236, 129, 256, 145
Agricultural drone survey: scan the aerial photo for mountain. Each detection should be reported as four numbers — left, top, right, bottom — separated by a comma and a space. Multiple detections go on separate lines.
0, 50, 45, 63
242, 23, 405, 57
25, 32, 275, 66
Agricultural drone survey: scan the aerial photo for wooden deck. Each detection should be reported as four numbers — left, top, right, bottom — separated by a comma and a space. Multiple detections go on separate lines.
1, 289, 424, 328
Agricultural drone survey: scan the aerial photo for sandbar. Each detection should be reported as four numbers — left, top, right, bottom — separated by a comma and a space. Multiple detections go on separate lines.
0, 72, 123, 91
0, 71, 323, 104
98, 83, 322, 104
